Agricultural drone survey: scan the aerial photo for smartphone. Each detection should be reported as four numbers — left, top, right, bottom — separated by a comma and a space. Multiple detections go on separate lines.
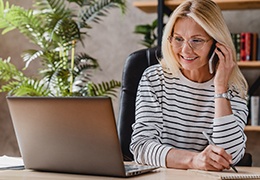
208, 42, 219, 74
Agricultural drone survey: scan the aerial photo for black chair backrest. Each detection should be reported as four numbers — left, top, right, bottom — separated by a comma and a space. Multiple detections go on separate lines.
117, 47, 160, 161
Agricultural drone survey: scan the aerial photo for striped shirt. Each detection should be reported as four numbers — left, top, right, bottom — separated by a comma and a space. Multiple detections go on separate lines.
130, 64, 248, 167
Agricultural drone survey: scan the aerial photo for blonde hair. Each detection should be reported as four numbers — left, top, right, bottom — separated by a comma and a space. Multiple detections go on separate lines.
161, 0, 248, 99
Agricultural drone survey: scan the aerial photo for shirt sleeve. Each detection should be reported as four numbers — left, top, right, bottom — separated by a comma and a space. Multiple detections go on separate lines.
212, 91, 248, 165
130, 70, 172, 167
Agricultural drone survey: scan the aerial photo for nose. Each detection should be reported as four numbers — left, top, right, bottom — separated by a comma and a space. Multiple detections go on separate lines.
181, 41, 193, 53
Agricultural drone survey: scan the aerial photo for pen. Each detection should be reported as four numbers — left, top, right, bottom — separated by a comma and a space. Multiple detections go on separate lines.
202, 131, 238, 173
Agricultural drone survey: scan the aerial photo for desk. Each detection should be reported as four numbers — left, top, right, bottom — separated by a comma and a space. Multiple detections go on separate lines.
1, 167, 260, 180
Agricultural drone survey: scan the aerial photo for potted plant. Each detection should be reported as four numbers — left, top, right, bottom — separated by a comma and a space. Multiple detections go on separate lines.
0, 0, 126, 97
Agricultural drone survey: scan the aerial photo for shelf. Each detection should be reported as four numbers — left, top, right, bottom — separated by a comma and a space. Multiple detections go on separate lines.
245, 126, 260, 132
133, 0, 260, 13
238, 61, 260, 68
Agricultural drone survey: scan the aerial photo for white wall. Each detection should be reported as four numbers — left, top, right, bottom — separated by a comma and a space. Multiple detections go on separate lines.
0, 0, 260, 158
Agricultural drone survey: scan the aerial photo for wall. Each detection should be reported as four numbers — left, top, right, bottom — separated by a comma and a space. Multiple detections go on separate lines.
0, 0, 260, 165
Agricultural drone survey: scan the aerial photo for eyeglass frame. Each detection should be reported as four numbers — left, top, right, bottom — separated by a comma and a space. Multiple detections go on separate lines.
168, 35, 212, 50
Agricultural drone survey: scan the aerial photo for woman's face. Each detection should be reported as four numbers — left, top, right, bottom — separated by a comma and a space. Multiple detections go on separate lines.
171, 17, 213, 74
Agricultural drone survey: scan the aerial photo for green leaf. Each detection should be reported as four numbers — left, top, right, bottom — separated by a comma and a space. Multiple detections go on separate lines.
78, 80, 121, 97
22, 49, 44, 68
134, 19, 158, 48
79, 0, 126, 26
1, 26, 15, 34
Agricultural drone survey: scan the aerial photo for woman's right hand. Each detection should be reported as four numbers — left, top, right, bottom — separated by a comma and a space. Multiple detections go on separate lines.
191, 144, 232, 171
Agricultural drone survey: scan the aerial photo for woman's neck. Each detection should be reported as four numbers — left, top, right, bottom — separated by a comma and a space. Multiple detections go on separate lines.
180, 69, 214, 83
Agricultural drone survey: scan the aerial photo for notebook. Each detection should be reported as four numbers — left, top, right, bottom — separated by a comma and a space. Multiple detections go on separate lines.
6, 96, 158, 177
189, 169, 260, 180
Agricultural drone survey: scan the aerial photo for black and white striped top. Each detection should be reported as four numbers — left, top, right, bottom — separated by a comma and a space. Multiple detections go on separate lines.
130, 64, 248, 167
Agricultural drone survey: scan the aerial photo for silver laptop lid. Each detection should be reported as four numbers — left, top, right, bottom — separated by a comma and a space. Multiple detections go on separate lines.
7, 96, 126, 177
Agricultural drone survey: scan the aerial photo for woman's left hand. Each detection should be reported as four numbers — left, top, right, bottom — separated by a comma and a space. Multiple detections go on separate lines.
214, 43, 235, 93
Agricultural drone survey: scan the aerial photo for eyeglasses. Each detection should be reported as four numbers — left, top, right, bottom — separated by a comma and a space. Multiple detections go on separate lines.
168, 35, 212, 50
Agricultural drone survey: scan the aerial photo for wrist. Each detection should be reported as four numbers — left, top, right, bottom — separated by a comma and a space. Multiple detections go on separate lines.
215, 86, 228, 94
190, 153, 199, 169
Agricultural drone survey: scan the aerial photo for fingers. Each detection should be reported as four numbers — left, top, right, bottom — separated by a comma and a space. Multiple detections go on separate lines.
213, 43, 235, 91
215, 43, 235, 68
211, 145, 232, 163
203, 145, 232, 171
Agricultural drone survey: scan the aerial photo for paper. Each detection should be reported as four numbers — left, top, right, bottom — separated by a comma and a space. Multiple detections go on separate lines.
0, 155, 24, 170
189, 169, 260, 180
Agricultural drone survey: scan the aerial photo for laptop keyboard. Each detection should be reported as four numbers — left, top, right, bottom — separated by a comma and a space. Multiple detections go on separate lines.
125, 164, 138, 171
125, 164, 151, 171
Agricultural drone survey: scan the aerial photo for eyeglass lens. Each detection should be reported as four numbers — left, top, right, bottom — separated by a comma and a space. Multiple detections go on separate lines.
170, 36, 209, 50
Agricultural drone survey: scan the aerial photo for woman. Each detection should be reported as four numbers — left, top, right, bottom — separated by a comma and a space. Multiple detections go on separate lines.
130, 0, 248, 171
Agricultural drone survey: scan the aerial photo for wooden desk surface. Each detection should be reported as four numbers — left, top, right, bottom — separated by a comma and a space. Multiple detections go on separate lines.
1, 167, 260, 180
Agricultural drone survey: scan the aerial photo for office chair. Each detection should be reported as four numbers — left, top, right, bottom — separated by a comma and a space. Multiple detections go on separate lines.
117, 47, 160, 161
117, 47, 252, 166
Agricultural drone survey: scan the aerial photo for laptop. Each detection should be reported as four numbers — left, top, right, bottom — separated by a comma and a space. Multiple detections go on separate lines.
6, 96, 158, 177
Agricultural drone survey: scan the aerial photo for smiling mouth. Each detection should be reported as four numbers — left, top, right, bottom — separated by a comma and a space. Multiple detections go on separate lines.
181, 55, 198, 61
